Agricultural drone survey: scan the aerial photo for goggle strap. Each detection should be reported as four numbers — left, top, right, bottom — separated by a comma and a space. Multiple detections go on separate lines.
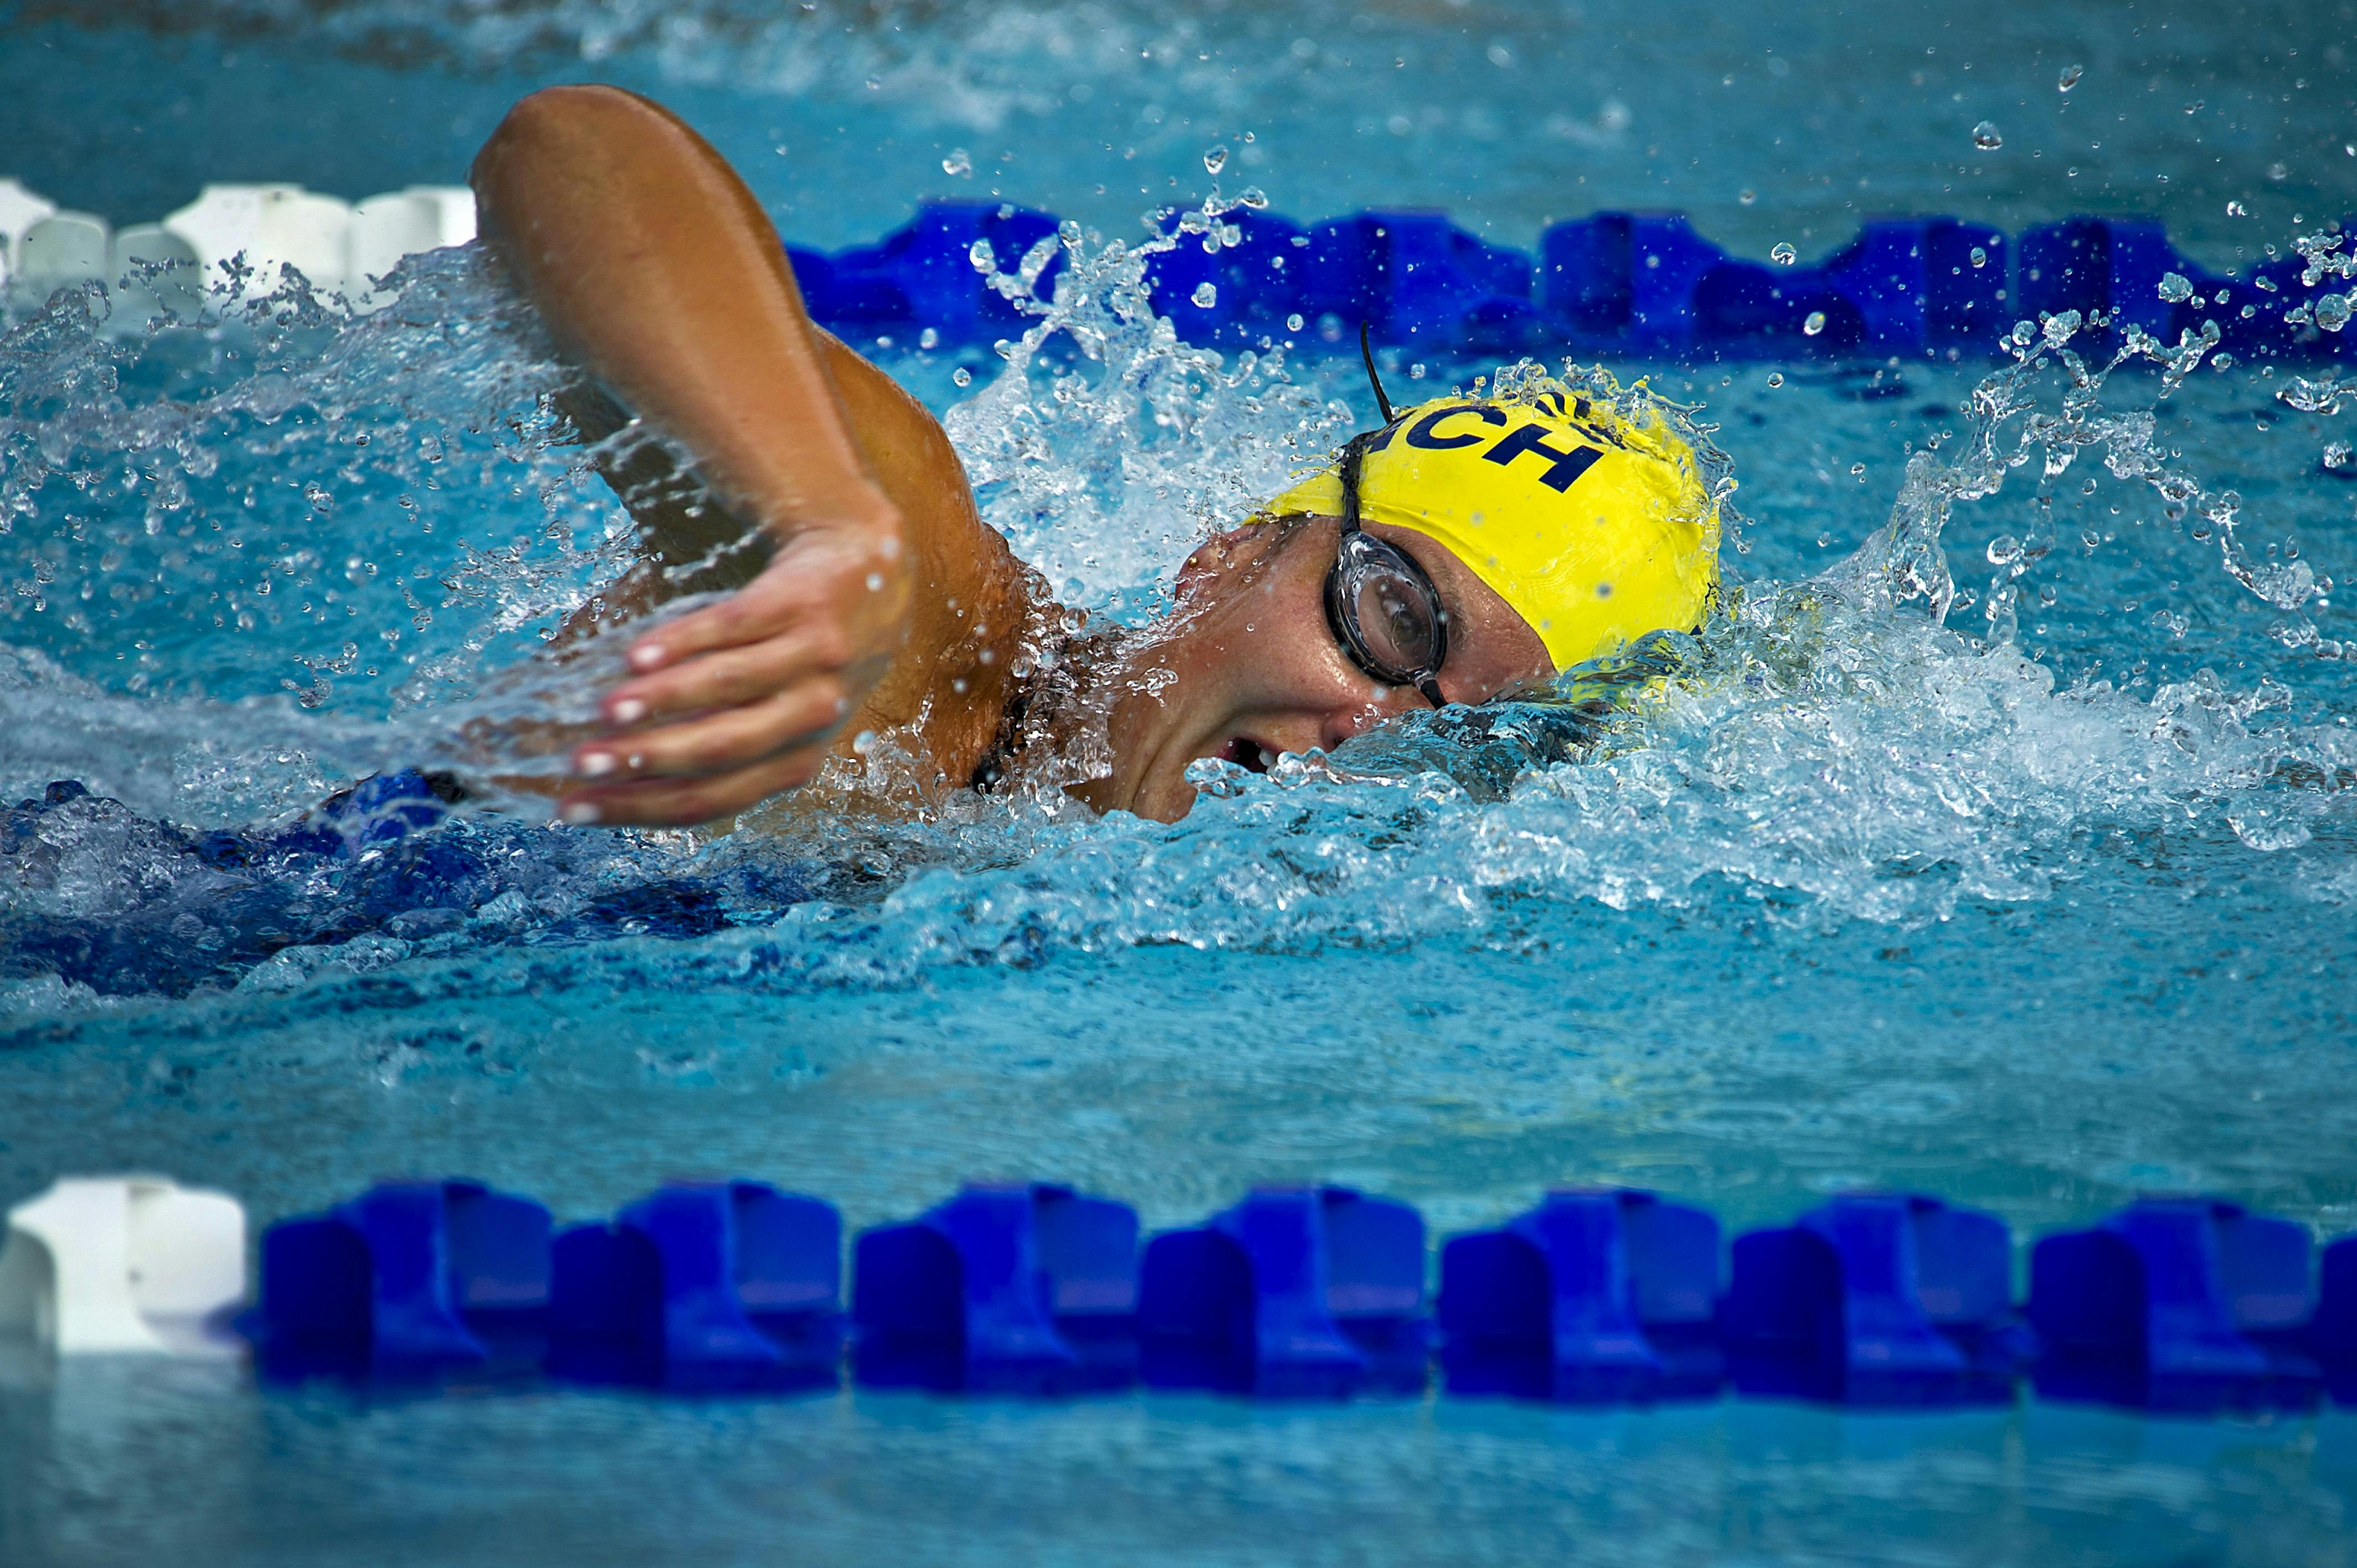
1337, 431, 1373, 537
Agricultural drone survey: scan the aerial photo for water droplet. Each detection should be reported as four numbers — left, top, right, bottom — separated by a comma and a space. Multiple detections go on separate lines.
1969, 246, 1988, 269
2226, 200, 2247, 217
1738, 189, 1757, 206
1765, 372, 1784, 388
1803, 311, 1827, 336
918, 327, 939, 350
941, 148, 972, 178
2158, 271, 2194, 303
1203, 144, 1229, 176
2316, 293, 2353, 332
2325, 441, 2353, 470
1849, 462, 1866, 479
1238, 186, 1269, 210
1285, 312, 1305, 332
1972, 120, 2003, 150
967, 238, 997, 274
2057, 63, 2083, 92
1987, 534, 2024, 566
1771, 243, 1798, 266
951, 367, 972, 387
2267, 161, 2290, 182
1190, 280, 1218, 308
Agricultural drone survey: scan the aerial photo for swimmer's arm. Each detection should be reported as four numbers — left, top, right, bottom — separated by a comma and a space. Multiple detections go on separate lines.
471, 85, 935, 825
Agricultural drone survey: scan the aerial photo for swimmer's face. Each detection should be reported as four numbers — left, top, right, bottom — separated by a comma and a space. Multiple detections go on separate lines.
1083, 517, 1553, 823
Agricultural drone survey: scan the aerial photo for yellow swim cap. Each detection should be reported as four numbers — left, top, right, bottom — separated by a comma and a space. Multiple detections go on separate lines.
1258, 388, 1721, 673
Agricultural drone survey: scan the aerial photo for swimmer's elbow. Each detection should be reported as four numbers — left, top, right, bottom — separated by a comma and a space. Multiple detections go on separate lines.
471, 85, 676, 221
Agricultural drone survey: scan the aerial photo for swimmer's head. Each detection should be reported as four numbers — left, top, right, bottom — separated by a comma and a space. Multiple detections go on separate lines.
1252, 386, 1722, 675
1079, 379, 1721, 823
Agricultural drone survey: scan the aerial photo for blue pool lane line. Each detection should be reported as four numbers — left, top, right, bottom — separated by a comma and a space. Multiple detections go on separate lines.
784, 202, 2357, 363
224, 1178, 2357, 1415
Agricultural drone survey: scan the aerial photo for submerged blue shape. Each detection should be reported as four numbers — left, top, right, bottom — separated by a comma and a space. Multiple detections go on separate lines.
1294, 212, 1538, 348
246, 1179, 552, 1380
1538, 212, 1730, 350
1138, 1185, 1429, 1397
1722, 1193, 2025, 1406
853, 1182, 1138, 1392
2029, 1198, 2318, 1413
2016, 218, 2188, 341
800, 200, 1063, 339
1439, 1188, 1721, 1402
760, 205, 2357, 363
2313, 1237, 2357, 1405
1144, 207, 1311, 346
547, 1182, 842, 1391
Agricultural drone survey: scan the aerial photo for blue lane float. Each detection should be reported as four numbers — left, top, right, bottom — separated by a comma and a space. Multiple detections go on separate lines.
1438, 1188, 1722, 1403
1721, 1194, 2030, 1406
222, 1182, 2357, 1416
1138, 1185, 1430, 1397
853, 1182, 1138, 1393
780, 202, 2354, 364
546, 1181, 842, 1391
245, 1179, 550, 1379
2028, 1199, 2322, 1413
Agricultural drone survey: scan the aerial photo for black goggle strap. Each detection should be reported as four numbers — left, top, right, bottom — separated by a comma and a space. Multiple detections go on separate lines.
1334, 430, 1448, 710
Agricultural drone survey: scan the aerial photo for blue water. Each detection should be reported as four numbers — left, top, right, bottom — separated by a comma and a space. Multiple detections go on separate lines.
4, 3, 2357, 1564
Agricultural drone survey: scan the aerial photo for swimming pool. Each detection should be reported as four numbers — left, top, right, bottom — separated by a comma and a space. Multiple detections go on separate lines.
3, 1, 2356, 1562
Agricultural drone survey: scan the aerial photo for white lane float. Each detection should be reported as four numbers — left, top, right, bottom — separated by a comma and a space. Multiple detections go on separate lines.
0, 1177, 248, 1356
0, 177, 478, 309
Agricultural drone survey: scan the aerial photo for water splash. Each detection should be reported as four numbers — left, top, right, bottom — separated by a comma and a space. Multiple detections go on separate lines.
0, 204, 2351, 1002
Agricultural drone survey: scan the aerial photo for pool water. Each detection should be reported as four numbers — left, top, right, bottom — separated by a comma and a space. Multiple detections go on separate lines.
3, 2, 2356, 1564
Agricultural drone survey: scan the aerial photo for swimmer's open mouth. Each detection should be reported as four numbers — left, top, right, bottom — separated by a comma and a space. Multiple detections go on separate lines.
1215, 735, 1275, 774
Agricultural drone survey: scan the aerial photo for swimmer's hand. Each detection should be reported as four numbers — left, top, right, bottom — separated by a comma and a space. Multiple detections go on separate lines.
557, 508, 909, 826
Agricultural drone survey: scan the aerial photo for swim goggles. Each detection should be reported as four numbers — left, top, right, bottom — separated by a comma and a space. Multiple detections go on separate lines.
1321, 327, 1449, 708
1324, 429, 1449, 708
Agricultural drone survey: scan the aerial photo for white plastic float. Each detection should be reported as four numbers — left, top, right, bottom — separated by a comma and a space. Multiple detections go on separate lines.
0, 176, 59, 284
0, 178, 477, 307
0, 1177, 248, 1356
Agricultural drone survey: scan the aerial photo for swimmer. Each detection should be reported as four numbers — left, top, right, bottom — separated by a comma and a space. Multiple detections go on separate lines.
470, 85, 1720, 828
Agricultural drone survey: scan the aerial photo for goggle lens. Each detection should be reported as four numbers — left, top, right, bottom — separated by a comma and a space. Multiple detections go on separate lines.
1327, 529, 1449, 702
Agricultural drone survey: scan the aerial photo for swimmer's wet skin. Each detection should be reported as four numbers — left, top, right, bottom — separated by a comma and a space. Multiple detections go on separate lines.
472, 85, 1720, 829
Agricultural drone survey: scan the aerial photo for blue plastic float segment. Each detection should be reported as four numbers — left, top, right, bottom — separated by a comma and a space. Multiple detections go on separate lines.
2028, 1198, 2319, 1412
248, 1179, 551, 1378
1137, 1185, 1429, 1396
1438, 1188, 1721, 1401
792, 200, 1064, 339
1538, 212, 1727, 351
1145, 208, 1311, 346
782, 204, 2357, 364
852, 1182, 1139, 1392
547, 1182, 842, 1390
1293, 212, 1539, 348
1721, 1193, 2027, 1405
2017, 218, 2188, 339
2314, 1238, 2357, 1405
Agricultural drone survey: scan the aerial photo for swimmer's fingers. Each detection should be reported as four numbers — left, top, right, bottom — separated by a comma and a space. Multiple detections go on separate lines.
620, 522, 908, 693
558, 677, 865, 817
592, 629, 848, 731
554, 745, 833, 828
